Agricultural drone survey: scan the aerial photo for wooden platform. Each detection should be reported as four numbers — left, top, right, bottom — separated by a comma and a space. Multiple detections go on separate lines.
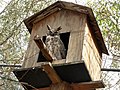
13, 62, 92, 90
32, 81, 104, 90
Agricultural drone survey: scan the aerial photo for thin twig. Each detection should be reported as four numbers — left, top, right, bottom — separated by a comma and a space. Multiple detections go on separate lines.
0, 64, 21, 67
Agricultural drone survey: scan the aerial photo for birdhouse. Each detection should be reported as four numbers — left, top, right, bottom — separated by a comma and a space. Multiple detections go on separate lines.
13, 1, 108, 90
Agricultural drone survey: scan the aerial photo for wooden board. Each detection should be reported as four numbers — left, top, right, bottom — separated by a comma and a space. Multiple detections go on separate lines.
34, 36, 53, 62
14, 62, 91, 90
82, 23, 102, 81
66, 18, 86, 62
66, 13, 86, 62
22, 21, 44, 68
41, 64, 62, 84
22, 37, 39, 68
32, 81, 104, 90
32, 9, 87, 36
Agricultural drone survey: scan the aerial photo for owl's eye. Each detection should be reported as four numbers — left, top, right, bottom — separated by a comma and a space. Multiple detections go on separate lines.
46, 38, 50, 42
54, 37, 59, 42
54, 32, 58, 35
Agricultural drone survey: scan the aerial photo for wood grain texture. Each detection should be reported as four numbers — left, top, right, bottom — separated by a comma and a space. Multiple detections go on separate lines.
66, 14, 86, 62
22, 26, 40, 68
22, 10, 87, 68
82, 23, 102, 81
41, 64, 62, 84
71, 81, 105, 90
34, 36, 53, 62
32, 81, 104, 90
33, 10, 87, 63
66, 32, 84, 63
50, 82, 73, 90
24, 1, 108, 55
33, 9, 87, 35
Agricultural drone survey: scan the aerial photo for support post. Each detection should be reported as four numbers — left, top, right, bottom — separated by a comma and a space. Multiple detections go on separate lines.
41, 64, 62, 84
32, 81, 105, 90
34, 35, 53, 62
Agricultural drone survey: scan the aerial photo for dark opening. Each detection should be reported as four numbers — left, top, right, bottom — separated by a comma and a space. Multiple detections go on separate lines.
37, 32, 70, 62
60, 32, 70, 52
37, 51, 48, 62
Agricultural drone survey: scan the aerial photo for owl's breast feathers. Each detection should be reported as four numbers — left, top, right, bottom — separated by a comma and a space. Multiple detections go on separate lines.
45, 35, 66, 60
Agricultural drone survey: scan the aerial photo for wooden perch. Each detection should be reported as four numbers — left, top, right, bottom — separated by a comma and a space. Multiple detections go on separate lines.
71, 81, 105, 90
32, 81, 105, 90
41, 64, 62, 84
34, 35, 53, 62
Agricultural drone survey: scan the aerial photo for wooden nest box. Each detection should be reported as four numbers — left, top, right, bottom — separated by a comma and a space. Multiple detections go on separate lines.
13, 1, 108, 90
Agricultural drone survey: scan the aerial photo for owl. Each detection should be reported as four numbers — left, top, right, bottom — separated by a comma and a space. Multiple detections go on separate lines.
45, 25, 66, 60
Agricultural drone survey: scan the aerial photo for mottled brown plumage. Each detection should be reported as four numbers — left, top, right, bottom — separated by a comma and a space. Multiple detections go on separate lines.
45, 25, 66, 60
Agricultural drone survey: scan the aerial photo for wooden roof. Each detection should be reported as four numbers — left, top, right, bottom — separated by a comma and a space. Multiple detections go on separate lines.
23, 1, 108, 55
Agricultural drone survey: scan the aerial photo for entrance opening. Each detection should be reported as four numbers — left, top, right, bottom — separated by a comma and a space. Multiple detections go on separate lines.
37, 32, 70, 62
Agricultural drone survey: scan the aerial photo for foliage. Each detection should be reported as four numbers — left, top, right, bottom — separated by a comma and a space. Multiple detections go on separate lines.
0, 0, 119, 89
0, 0, 55, 89
88, 0, 120, 54
87, 0, 120, 89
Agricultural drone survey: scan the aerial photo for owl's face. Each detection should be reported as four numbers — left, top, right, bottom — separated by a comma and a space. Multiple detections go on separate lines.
45, 25, 66, 60
47, 25, 62, 36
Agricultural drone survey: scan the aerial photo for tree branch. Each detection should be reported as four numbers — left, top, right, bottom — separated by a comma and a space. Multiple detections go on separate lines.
0, 64, 21, 67
0, 33, 13, 45
0, 0, 13, 15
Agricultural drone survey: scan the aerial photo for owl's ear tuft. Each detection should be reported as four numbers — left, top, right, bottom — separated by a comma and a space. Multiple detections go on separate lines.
47, 25, 51, 30
57, 26, 62, 31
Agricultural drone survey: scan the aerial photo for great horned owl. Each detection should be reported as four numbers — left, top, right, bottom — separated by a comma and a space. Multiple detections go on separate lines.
45, 25, 66, 60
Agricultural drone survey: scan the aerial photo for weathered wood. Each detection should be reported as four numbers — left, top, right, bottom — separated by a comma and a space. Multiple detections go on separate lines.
32, 10, 87, 36
32, 10, 87, 64
66, 32, 83, 62
32, 81, 104, 90
32, 83, 72, 90
71, 81, 105, 90
82, 23, 102, 81
50, 82, 73, 90
14, 2, 108, 90
23, 10, 88, 68
22, 36, 39, 68
41, 64, 62, 84
34, 7, 61, 24
66, 15, 86, 62
52, 59, 66, 64
22, 24, 42, 68
24, 1, 108, 55
34, 35, 53, 62
21, 3, 106, 88
24, 1, 89, 31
